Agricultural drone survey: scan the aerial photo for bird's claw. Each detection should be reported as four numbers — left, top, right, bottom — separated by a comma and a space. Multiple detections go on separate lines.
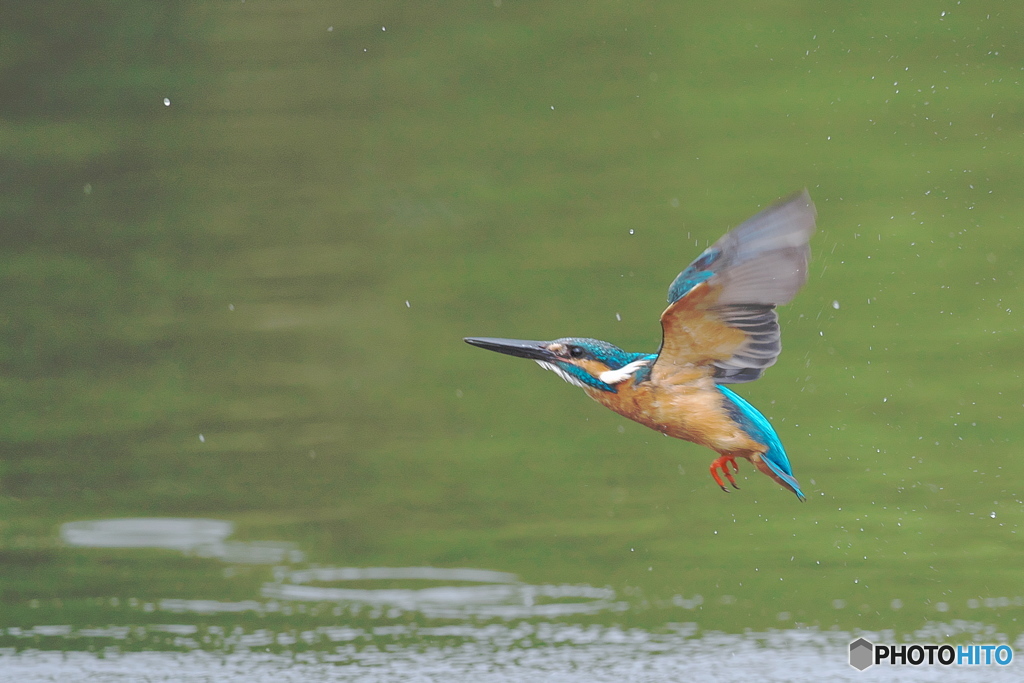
709, 456, 740, 492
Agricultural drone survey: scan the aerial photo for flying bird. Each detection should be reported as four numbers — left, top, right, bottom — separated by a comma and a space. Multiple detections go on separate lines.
466, 191, 816, 500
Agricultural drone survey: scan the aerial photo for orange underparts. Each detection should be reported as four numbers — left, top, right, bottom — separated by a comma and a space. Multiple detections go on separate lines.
709, 455, 740, 492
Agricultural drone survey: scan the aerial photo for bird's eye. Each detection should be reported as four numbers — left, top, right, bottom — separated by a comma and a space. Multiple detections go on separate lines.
568, 346, 585, 359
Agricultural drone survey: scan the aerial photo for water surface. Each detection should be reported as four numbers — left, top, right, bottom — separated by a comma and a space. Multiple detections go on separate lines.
2, 0, 1023, 679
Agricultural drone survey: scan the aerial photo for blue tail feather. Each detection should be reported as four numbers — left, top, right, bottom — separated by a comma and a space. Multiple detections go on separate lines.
716, 386, 806, 501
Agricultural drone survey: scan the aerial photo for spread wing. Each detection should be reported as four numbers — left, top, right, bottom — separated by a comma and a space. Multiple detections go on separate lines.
651, 190, 816, 384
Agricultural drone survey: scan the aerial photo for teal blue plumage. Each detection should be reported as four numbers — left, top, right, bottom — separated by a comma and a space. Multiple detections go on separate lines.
666, 249, 719, 303
717, 385, 805, 500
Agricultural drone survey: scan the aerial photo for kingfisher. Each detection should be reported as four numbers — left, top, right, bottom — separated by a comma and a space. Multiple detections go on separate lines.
465, 191, 816, 500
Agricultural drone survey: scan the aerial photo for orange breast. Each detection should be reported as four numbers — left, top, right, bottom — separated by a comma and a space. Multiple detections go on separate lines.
585, 370, 765, 456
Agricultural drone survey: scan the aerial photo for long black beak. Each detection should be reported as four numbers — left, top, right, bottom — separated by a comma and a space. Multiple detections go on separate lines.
464, 337, 557, 362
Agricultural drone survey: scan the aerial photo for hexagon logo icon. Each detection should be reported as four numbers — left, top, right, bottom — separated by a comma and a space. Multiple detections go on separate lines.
849, 637, 874, 670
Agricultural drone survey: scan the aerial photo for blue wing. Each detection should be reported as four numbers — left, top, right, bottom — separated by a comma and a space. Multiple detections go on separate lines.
656, 191, 816, 384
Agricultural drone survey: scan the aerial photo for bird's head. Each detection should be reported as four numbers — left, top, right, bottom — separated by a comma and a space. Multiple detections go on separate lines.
464, 336, 653, 392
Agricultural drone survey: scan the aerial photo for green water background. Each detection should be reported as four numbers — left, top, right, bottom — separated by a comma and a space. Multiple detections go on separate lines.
2, 0, 1023, 649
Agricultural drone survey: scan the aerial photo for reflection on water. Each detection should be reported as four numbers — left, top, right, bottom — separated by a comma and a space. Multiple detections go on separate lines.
1, 622, 1020, 683
61, 519, 232, 551
263, 566, 625, 619
58, 518, 624, 619
60, 518, 305, 565
20, 517, 1018, 680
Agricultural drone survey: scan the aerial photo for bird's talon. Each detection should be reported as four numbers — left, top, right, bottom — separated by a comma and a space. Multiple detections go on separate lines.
710, 455, 741, 493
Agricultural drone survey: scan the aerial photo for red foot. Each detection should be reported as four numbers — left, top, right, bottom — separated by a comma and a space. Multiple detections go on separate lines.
709, 455, 740, 492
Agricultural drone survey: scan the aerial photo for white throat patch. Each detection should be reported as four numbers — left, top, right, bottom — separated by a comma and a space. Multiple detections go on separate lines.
535, 361, 587, 388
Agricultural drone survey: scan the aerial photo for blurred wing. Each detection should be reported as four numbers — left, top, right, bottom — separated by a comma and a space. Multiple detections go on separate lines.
652, 190, 816, 384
